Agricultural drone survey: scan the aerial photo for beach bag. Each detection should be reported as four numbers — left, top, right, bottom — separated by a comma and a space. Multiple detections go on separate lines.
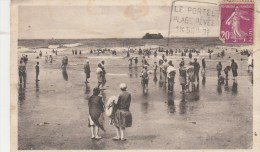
105, 96, 118, 117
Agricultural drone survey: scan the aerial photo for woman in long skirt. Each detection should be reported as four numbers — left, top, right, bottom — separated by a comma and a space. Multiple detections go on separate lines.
88, 87, 105, 139
112, 83, 132, 141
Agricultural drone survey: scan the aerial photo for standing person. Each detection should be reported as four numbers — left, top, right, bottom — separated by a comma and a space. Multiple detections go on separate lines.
84, 60, 91, 83
179, 61, 187, 93
49, 55, 53, 63
162, 59, 168, 83
88, 87, 105, 139
113, 83, 132, 141
153, 61, 158, 74
188, 51, 192, 60
216, 61, 222, 78
162, 54, 165, 61
187, 62, 195, 92
96, 63, 104, 89
18, 60, 26, 86
141, 56, 148, 66
167, 61, 176, 92
224, 65, 231, 80
128, 58, 133, 68
247, 54, 253, 71
39, 50, 42, 57
159, 59, 164, 86
202, 58, 206, 71
45, 53, 48, 62
35, 62, 40, 81
193, 58, 200, 82
134, 57, 138, 67
141, 65, 149, 92
100, 60, 106, 87
201, 58, 206, 79
231, 59, 238, 82
24, 55, 28, 65
61, 56, 68, 69
154, 50, 157, 57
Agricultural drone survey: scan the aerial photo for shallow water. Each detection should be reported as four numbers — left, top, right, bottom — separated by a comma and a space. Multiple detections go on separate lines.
18, 52, 253, 150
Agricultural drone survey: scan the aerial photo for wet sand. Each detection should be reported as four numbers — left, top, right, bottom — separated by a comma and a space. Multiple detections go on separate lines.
18, 51, 253, 150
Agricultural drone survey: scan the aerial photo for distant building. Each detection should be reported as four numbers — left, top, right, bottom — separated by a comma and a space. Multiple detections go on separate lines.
142, 33, 164, 39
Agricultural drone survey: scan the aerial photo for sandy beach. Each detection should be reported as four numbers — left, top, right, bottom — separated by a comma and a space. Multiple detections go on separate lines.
17, 44, 253, 149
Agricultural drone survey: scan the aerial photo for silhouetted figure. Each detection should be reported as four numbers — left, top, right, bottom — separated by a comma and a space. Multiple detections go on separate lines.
35, 62, 40, 81
193, 58, 200, 82
231, 59, 238, 82
167, 61, 176, 92
84, 60, 91, 83
224, 66, 231, 80
134, 57, 138, 66
179, 61, 187, 93
216, 61, 222, 78
18, 60, 26, 87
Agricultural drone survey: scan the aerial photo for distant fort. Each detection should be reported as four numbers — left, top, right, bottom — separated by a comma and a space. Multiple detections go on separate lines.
142, 33, 164, 39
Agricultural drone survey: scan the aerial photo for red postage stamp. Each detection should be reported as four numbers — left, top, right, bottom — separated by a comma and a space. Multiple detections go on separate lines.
220, 3, 254, 44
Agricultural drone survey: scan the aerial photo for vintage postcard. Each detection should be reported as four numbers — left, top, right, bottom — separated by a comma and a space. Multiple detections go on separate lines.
10, 0, 260, 151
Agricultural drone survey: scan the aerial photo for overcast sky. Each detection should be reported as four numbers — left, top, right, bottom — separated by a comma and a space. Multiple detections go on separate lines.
19, 5, 171, 39
18, 0, 220, 39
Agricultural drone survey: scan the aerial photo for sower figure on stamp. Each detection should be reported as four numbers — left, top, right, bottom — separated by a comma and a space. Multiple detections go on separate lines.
225, 6, 250, 42
84, 60, 91, 83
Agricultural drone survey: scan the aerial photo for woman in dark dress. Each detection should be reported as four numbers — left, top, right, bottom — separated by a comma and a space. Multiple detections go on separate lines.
84, 60, 91, 83
88, 87, 105, 139
231, 59, 238, 82
113, 83, 132, 141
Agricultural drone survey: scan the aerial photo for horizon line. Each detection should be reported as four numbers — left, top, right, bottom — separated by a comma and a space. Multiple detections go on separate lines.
18, 37, 220, 40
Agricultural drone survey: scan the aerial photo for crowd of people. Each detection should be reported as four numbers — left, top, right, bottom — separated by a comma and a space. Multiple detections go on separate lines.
18, 46, 254, 141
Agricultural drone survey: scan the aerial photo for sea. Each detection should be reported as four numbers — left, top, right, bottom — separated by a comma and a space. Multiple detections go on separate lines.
18, 37, 224, 50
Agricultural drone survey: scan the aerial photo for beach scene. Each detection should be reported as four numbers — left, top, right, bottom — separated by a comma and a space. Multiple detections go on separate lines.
17, 37, 253, 149
16, 1, 254, 150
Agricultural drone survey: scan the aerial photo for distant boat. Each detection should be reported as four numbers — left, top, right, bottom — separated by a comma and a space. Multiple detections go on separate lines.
142, 33, 164, 39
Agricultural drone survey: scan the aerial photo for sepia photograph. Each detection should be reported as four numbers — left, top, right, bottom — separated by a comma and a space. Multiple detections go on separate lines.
10, 0, 260, 151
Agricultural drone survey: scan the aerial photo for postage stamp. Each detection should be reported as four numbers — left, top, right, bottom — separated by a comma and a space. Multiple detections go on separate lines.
220, 3, 254, 44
